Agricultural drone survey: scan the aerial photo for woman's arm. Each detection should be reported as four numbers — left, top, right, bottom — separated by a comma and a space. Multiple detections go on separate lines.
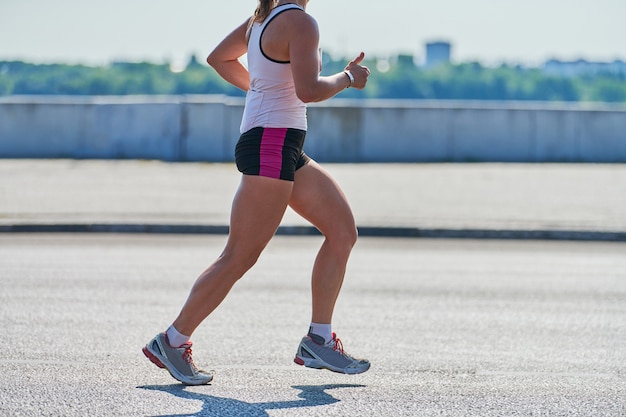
206, 19, 251, 92
288, 12, 370, 103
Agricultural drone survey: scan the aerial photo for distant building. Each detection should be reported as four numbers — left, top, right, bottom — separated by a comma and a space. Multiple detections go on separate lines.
543, 59, 626, 77
425, 41, 451, 69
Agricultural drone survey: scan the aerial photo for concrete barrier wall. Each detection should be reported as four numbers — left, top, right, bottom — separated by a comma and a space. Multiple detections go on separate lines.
1, 95, 625, 162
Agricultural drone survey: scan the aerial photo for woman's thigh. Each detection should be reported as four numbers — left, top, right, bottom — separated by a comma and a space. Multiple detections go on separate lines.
289, 161, 356, 237
225, 174, 294, 257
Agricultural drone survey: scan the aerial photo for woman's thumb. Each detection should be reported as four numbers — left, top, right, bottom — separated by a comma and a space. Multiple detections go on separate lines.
351, 52, 365, 66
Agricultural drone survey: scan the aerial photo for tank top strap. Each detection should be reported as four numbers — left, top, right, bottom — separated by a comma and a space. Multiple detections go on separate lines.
259, 3, 304, 31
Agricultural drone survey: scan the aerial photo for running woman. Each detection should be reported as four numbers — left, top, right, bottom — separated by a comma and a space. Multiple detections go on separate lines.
143, 0, 371, 384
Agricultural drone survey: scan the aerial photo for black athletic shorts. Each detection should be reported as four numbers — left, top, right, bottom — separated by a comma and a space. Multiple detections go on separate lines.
235, 127, 311, 182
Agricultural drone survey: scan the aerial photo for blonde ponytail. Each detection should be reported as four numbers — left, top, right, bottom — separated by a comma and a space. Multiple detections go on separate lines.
253, 0, 277, 23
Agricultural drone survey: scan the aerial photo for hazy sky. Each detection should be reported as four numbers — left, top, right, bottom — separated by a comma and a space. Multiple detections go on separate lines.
1, 0, 624, 67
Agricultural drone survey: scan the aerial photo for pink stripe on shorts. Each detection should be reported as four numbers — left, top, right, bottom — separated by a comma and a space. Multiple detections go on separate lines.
259, 128, 288, 179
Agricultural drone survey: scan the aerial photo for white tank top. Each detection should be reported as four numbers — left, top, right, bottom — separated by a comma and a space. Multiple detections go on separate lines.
240, 3, 308, 133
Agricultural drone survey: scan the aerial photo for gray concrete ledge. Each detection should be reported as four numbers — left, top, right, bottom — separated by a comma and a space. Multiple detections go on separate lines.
2, 223, 626, 242
2, 160, 626, 242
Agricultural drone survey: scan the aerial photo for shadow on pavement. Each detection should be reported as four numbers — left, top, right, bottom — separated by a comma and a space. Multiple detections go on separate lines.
138, 383, 366, 417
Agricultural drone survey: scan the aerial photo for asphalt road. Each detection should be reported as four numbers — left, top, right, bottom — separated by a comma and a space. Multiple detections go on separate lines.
1, 234, 625, 416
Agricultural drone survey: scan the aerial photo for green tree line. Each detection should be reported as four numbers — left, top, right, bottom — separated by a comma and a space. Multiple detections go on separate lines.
1, 53, 625, 102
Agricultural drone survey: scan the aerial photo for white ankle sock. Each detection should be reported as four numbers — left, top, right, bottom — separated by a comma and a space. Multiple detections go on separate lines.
308, 322, 332, 344
166, 325, 190, 348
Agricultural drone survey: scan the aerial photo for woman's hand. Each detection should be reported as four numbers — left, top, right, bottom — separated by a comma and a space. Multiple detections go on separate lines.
345, 52, 370, 90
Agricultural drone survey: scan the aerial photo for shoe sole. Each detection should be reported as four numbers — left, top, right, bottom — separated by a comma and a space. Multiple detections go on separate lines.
142, 344, 213, 385
142, 346, 166, 368
294, 355, 370, 375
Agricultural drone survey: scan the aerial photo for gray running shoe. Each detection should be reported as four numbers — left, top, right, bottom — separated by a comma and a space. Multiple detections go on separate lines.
294, 332, 370, 374
142, 333, 213, 385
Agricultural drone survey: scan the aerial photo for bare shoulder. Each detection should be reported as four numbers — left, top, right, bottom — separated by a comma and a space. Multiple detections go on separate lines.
277, 8, 318, 35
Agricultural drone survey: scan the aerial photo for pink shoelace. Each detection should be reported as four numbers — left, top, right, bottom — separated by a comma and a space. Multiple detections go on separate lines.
331, 333, 345, 355
180, 343, 198, 370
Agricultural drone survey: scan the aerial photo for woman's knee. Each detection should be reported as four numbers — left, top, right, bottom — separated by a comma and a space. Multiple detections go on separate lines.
218, 245, 264, 278
325, 222, 358, 254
